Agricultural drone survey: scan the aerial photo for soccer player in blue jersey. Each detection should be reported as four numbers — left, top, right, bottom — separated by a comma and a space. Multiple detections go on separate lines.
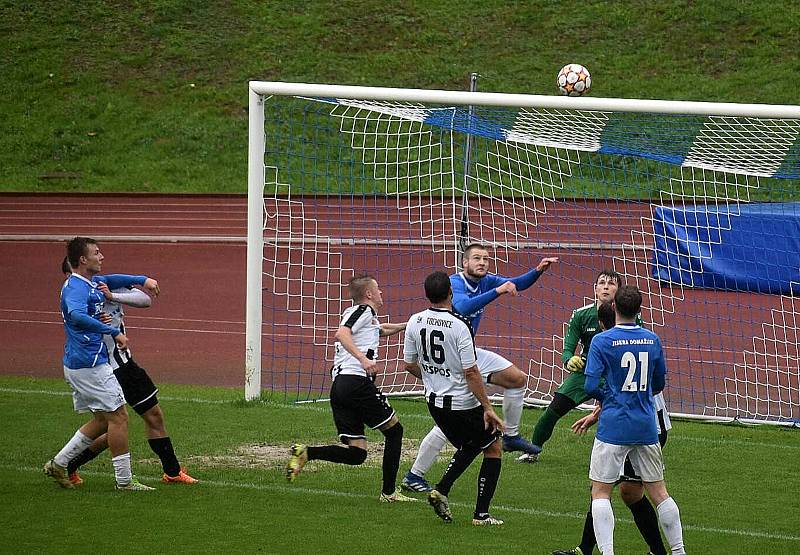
401, 243, 557, 492
45, 237, 159, 491
583, 285, 685, 554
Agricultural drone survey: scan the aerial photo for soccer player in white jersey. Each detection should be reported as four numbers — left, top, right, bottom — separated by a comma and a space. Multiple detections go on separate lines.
554, 301, 671, 555
582, 286, 685, 554
45, 237, 158, 491
285, 274, 415, 503
401, 244, 557, 492
404, 271, 506, 525
59, 258, 198, 487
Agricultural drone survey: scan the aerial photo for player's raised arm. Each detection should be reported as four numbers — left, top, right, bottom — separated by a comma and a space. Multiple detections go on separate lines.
96, 281, 152, 308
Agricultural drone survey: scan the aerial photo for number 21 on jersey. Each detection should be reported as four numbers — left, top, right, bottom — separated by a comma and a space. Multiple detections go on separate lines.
621, 351, 648, 391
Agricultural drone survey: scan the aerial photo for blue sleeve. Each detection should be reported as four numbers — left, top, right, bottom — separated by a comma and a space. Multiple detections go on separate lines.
583, 341, 605, 401
100, 274, 147, 290
507, 268, 543, 292
451, 275, 499, 316
651, 342, 667, 394
70, 310, 119, 337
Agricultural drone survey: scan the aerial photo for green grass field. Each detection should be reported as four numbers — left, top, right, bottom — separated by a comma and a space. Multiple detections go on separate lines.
3, 1, 798, 193
3, 375, 797, 554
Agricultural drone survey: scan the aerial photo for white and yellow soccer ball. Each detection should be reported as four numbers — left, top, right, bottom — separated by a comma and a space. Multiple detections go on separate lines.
557, 64, 591, 97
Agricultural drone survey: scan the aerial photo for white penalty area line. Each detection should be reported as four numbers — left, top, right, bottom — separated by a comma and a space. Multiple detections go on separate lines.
9, 464, 800, 543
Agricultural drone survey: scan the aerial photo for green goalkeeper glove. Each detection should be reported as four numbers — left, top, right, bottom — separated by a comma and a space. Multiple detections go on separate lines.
566, 355, 586, 373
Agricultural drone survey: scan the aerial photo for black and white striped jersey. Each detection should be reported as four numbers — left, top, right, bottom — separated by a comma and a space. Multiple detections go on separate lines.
332, 304, 381, 379
101, 287, 151, 370
403, 307, 479, 410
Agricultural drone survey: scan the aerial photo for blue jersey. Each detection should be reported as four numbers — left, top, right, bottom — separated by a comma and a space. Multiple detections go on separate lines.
584, 323, 667, 445
61, 273, 147, 369
450, 268, 542, 334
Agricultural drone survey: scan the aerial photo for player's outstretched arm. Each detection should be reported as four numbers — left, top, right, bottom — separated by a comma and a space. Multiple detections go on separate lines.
96, 282, 152, 308
505, 256, 559, 293
379, 322, 406, 337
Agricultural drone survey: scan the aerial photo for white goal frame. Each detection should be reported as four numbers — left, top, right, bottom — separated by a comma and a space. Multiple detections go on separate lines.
246, 81, 800, 425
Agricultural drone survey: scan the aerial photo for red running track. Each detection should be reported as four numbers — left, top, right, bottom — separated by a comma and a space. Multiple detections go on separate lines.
2, 193, 795, 421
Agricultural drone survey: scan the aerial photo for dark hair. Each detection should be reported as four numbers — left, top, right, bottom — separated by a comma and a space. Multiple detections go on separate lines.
462, 243, 490, 263
614, 285, 642, 318
595, 269, 622, 286
424, 271, 451, 303
61, 256, 72, 275
348, 274, 375, 303
67, 237, 98, 268
597, 301, 615, 331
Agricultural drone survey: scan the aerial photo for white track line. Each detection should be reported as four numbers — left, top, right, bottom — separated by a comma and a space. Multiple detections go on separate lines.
10, 463, 799, 542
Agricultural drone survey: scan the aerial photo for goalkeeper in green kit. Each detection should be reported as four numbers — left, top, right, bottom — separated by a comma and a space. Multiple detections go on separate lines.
522, 270, 638, 463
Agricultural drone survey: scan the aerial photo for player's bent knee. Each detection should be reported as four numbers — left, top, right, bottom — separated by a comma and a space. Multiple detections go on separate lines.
619, 481, 645, 505
347, 446, 368, 465
491, 366, 525, 389
381, 421, 403, 439
483, 439, 502, 457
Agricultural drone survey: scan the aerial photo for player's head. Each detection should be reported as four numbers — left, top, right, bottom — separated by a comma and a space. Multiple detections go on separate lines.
461, 243, 491, 279
67, 236, 103, 275
594, 269, 621, 303
614, 285, 642, 318
348, 274, 382, 308
597, 301, 615, 331
424, 271, 452, 304
61, 256, 72, 276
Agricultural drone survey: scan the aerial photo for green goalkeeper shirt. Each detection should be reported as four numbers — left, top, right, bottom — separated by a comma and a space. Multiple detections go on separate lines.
561, 302, 643, 370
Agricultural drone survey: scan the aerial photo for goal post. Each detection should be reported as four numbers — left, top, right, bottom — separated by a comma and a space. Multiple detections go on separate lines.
246, 80, 800, 425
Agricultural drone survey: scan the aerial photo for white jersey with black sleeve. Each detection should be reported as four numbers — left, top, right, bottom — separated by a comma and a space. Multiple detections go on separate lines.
403, 307, 479, 410
332, 304, 381, 379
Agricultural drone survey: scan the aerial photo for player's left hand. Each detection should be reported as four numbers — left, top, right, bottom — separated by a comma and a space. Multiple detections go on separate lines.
571, 413, 597, 435
96, 281, 113, 300
484, 408, 505, 433
143, 278, 160, 297
536, 257, 559, 272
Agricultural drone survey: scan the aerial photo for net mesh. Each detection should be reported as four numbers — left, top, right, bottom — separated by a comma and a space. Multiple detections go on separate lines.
258, 95, 800, 424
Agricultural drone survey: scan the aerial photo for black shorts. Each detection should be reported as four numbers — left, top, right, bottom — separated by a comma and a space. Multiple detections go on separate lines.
428, 403, 501, 451
113, 359, 159, 415
330, 374, 395, 444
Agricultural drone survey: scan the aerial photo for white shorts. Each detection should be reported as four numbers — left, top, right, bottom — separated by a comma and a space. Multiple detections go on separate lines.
476, 348, 513, 382
589, 438, 664, 483
64, 363, 126, 413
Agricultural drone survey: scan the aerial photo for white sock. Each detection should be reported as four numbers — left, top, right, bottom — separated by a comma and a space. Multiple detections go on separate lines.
53, 430, 93, 468
591, 498, 615, 554
410, 426, 448, 477
502, 387, 525, 436
112, 452, 132, 486
657, 497, 685, 554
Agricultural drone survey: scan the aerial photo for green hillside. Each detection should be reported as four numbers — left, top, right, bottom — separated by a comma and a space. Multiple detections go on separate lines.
2, 1, 798, 193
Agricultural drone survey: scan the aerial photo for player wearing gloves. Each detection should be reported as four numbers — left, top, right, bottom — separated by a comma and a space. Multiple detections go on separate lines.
526, 270, 639, 462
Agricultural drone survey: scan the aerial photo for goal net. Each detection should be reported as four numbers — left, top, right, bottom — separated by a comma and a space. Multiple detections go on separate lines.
246, 82, 800, 426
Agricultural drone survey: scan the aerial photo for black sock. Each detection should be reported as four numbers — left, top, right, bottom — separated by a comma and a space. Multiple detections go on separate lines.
381, 423, 403, 495
307, 445, 367, 465
66, 447, 102, 474
579, 505, 596, 554
435, 445, 481, 497
629, 496, 667, 555
474, 456, 501, 517
148, 437, 181, 477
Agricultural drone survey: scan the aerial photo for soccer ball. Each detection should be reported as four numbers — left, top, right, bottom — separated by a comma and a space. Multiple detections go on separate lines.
557, 64, 591, 97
